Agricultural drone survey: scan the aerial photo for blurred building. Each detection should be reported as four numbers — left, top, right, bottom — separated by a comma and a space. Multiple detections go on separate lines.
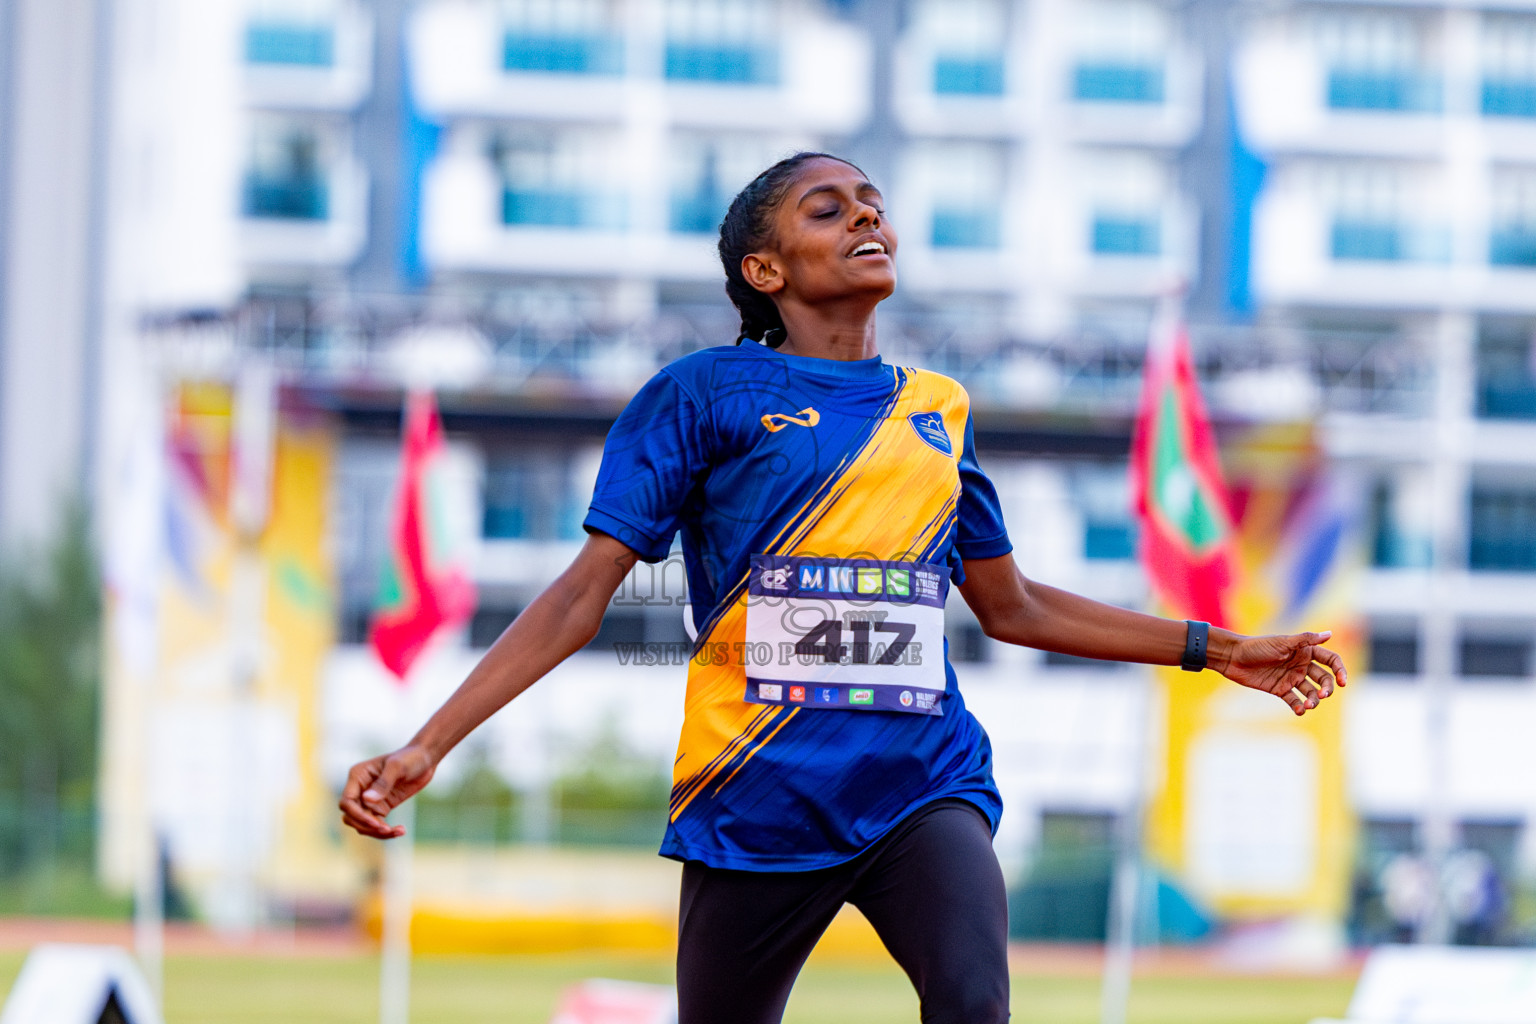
42, 0, 1536, 937
0, 0, 110, 551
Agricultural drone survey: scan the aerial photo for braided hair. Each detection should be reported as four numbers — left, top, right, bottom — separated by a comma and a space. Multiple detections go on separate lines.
717, 151, 867, 347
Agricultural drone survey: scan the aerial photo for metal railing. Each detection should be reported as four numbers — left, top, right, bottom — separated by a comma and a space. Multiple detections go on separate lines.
138, 298, 1437, 418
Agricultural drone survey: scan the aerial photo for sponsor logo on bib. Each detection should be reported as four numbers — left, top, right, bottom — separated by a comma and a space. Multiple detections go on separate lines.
758, 683, 782, 701
899, 690, 913, 707
850, 689, 875, 705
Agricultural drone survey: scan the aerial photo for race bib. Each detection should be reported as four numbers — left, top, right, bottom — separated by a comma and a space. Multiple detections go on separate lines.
743, 554, 948, 716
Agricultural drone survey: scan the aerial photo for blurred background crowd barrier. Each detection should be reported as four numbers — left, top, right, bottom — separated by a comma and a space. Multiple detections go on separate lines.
3, 0, 1536, 990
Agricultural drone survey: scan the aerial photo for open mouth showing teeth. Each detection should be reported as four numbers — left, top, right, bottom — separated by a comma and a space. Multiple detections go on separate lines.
849, 241, 886, 257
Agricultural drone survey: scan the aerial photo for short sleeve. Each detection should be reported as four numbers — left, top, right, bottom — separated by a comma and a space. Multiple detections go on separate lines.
951, 414, 1012, 582
584, 371, 711, 562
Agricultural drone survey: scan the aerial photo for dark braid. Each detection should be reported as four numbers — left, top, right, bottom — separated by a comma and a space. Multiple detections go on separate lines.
717, 152, 866, 346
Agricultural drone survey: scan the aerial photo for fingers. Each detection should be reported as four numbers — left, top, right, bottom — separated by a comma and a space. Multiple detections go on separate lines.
1284, 686, 1309, 715
1306, 663, 1334, 700
363, 756, 410, 818
1312, 644, 1348, 688
338, 758, 407, 840
341, 806, 405, 840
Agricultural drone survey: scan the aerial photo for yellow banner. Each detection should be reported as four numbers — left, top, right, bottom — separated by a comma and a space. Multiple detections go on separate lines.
1146, 422, 1361, 919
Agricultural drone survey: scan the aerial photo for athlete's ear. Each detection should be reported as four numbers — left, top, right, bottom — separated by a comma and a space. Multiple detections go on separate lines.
741, 252, 785, 295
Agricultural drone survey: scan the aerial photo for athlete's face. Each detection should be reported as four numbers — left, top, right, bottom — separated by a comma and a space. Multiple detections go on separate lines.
744, 157, 897, 308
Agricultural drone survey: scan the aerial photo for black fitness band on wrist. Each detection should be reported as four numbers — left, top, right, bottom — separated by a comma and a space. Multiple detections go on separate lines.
1181, 620, 1209, 672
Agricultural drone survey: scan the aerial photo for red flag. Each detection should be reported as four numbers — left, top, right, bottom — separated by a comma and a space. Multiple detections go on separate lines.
370, 391, 477, 681
1129, 313, 1236, 627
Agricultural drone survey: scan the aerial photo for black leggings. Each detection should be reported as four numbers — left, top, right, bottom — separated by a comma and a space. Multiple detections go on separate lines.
676, 798, 1010, 1024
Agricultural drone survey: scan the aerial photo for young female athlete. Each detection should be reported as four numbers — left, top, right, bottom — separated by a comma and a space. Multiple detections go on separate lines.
340, 152, 1347, 1024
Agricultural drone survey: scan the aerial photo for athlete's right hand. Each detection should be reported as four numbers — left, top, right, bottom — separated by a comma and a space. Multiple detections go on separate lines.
339, 745, 437, 839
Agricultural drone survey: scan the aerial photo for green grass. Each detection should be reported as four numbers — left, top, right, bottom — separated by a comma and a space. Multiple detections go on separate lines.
0, 949, 1355, 1023
0, 863, 133, 918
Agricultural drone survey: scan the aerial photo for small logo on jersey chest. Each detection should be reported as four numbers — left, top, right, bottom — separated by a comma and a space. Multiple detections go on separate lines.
908, 412, 952, 455
762, 407, 820, 432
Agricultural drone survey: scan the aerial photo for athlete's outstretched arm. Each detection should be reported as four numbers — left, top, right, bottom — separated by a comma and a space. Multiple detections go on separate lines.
339, 532, 640, 839
956, 554, 1347, 716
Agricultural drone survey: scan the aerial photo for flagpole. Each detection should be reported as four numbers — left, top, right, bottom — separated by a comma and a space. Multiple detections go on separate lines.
379, 796, 415, 1024
1100, 670, 1153, 1024
369, 385, 478, 1024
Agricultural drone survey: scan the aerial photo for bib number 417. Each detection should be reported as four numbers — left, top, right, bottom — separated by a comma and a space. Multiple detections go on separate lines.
794, 619, 916, 666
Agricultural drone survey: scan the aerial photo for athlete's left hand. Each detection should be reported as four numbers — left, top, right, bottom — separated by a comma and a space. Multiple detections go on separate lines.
1217, 631, 1347, 716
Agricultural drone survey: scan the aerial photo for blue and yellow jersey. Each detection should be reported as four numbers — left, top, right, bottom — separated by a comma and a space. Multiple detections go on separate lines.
584, 342, 1012, 870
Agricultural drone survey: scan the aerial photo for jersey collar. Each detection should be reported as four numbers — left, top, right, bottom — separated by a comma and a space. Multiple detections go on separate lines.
742, 339, 889, 380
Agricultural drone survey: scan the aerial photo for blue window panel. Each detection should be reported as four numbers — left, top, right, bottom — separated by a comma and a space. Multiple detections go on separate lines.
482, 505, 528, 540
1469, 490, 1536, 571
1332, 222, 1450, 263
1479, 382, 1536, 420
934, 55, 1006, 96
1483, 80, 1536, 118
1326, 71, 1442, 112
1490, 229, 1536, 267
931, 210, 999, 249
1371, 528, 1433, 569
245, 23, 335, 67
664, 44, 778, 84
243, 175, 329, 220
1072, 63, 1164, 103
1332, 221, 1402, 260
1092, 216, 1160, 256
502, 189, 624, 230
503, 33, 623, 75
1083, 522, 1135, 561
669, 193, 727, 235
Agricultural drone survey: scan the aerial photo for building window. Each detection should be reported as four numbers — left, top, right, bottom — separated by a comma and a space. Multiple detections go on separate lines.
1482, 15, 1536, 118
500, 0, 622, 75
492, 130, 626, 231
1476, 320, 1536, 420
913, 0, 1007, 97
1368, 475, 1433, 569
1071, 464, 1136, 560
243, 118, 331, 221
1317, 162, 1449, 264
663, 0, 779, 85
245, 0, 337, 67
932, 211, 999, 249
1080, 151, 1172, 260
1368, 627, 1419, 676
1091, 216, 1160, 256
482, 449, 586, 541
1489, 169, 1536, 268
1469, 487, 1536, 571
1073, 63, 1164, 103
935, 57, 1006, 96
246, 23, 334, 66
912, 142, 1005, 250
1460, 635, 1533, 678
668, 134, 788, 235
1070, 0, 1169, 105
1316, 10, 1442, 113
947, 621, 991, 664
